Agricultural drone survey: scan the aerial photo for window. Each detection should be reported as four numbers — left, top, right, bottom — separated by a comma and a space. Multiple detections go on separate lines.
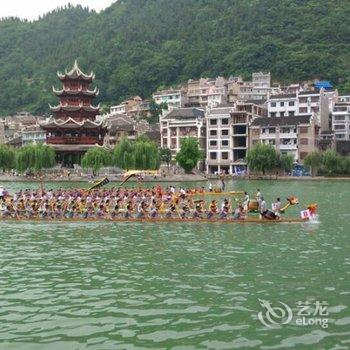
280, 102, 284, 106
334, 124, 345, 130
221, 140, 229, 147
221, 129, 229, 136
300, 138, 308, 145
299, 127, 308, 133
269, 128, 276, 133
271, 102, 276, 107
289, 101, 295, 106
221, 118, 229, 125
289, 111, 295, 117
209, 140, 217, 146
210, 130, 217, 136
210, 152, 217, 159
221, 152, 229, 160
270, 112, 276, 117
210, 119, 217, 125
334, 116, 345, 121
299, 107, 308, 113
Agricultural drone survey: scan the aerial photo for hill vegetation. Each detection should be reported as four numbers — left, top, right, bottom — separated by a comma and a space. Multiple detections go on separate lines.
0, 0, 349, 116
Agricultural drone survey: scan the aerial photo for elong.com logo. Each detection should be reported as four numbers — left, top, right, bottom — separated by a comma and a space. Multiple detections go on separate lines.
257, 299, 329, 328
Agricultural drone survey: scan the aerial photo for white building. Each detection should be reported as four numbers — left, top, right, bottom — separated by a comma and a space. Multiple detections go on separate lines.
267, 93, 298, 117
110, 103, 126, 114
206, 105, 235, 174
160, 108, 206, 156
153, 89, 188, 108
332, 99, 350, 141
251, 72, 279, 100
206, 101, 267, 174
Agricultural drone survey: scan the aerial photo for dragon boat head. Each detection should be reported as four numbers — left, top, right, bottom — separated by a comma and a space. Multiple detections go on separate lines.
307, 203, 318, 214
287, 196, 299, 205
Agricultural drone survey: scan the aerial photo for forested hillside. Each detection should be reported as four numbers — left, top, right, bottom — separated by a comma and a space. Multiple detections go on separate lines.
0, 0, 349, 116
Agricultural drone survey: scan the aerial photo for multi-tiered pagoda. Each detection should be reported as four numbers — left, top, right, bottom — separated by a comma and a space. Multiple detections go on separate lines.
41, 60, 105, 167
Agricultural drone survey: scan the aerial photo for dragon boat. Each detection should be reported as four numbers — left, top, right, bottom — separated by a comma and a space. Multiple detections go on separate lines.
0, 216, 309, 224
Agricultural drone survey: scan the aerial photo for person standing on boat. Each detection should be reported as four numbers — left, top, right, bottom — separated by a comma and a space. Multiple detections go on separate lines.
259, 197, 268, 218
273, 198, 282, 219
208, 182, 213, 192
0, 185, 5, 202
243, 191, 250, 213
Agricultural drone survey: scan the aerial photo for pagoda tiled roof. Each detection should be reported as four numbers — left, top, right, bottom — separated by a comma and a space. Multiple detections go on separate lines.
49, 102, 100, 113
52, 86, 99, 97
57, 60, 95, 82
40, 117, 104, 129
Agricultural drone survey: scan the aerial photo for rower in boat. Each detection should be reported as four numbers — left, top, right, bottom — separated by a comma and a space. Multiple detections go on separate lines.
219, 199, 230, 219
125, 201, 133, 219
207, 200, 218, 219
193, 203, 203, 219
165, 204, 176, 218
233, 205, 245, 220
136, 201, 148, 218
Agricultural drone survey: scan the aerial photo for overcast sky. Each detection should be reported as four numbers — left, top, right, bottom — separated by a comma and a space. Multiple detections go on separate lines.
0, 0, 116, 20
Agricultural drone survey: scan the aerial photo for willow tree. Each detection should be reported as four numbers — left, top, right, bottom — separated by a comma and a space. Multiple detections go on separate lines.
159, 147, 172, 169
277, 153, 294, 174
15, 143, 56, 173
304, 151, 323, 177
113, 137, 159, 170
113, 138, 135, 170
246, 143, 277, 175
133, 137, 159, 170
81, 147, 112, 175
0, 144, 15, 172
175, 137, 203, 173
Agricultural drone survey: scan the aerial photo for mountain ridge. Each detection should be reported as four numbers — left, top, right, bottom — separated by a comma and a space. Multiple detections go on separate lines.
0, 0, 349, 116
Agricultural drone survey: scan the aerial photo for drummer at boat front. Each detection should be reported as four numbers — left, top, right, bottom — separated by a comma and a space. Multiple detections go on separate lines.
255, 189, 262, 203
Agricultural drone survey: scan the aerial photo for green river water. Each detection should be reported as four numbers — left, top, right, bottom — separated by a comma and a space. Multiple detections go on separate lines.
0, 180, 349, 349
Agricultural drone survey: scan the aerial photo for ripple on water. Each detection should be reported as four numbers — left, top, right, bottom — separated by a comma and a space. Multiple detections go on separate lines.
0, 180, 349, 348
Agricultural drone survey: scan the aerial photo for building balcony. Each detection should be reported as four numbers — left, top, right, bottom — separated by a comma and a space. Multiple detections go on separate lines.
260, 133, 276, 139
279, 133, 297, 138
279, 143, 297, 150
218, 159, 231, 165
47, 136, 100, 145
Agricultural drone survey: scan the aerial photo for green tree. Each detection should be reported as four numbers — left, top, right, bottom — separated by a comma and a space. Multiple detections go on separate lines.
246, 143, 277, 175
113, 136, 159, 170
15, 143, 56, 173
304, 151, 323, 177
81, 147, 112, 175
175, 137, 203, 173
277, 153, 294, 174
0, 144, 15, 172
148, 99, 168, 124
322, 149, 342, 176
159, 147, 172, 169
113, 138, 135, 170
